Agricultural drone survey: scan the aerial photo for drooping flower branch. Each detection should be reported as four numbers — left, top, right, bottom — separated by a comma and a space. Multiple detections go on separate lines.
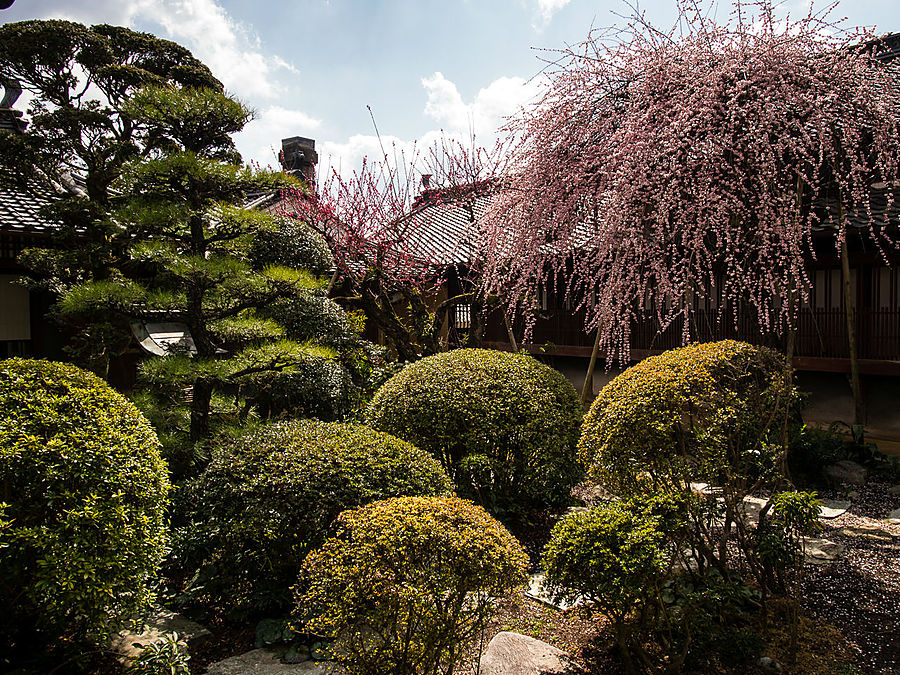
278, 132, 509, 359
479, 0, 900, 363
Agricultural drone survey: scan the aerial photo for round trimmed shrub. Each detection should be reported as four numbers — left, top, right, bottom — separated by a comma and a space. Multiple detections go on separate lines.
366, 348, 584, 513
297, 495, 528, 675
579, 340, 791, 494
542, 502, 665, 668
177, 420, 451, 615
0, 359, 169, 652
249, 216, 332, 276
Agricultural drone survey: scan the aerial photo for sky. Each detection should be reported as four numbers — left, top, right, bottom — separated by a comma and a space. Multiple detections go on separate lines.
1, 0, 899, 178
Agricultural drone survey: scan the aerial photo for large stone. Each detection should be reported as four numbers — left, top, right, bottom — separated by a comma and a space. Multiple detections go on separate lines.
525, 574, 584, 611
839, 525, 894, 542
824, 460, 868, 486
206, 649, 346, 675
887, 484, 900, 497
818, 499, 851, 519
112, 606, 211, 661
802, 537, 845, 564
888, 508, 900, 523
479, 632, 581, 675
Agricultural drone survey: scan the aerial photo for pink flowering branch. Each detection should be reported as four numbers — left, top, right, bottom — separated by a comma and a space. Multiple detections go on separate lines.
479, 0, 900, 364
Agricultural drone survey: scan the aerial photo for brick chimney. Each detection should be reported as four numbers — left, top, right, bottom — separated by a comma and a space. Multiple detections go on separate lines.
0, 78, 27, 133
281, 136, 317, 184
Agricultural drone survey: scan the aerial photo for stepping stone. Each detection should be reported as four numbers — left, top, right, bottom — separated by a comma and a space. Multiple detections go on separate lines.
740, 496, 768, 524
839, 525, 894, 542
818, 499, 851, 519
824, 460, 868, 486
525, 574, 584, 611
802, 537, 845, 564
479, 631, 581, 674
206, 649, 346, 674
112, 605, 211, 662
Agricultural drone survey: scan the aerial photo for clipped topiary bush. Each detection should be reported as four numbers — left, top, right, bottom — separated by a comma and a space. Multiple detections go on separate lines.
579, 340, 791, 495
175, 420, 451, 616
366, 348, 583, 513
542, 502, 666, 672
250, 355, 354, 421
579, 340, 797, 600
248, 216, 333, 276
297, 495, 528, 675
0, 359, 169, 654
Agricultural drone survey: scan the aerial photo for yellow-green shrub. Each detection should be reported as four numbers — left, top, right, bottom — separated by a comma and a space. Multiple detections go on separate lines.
176, 421, 451, 616
0, 359, 169, 654
579, 340, 795, 593
542, 502, 666, 670
366, 348, 583, 513
297, 496, 528, 675
580, 340, 791, 494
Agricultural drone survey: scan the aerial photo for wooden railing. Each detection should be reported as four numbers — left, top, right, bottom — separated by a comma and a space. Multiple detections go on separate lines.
484, 306, 900, 361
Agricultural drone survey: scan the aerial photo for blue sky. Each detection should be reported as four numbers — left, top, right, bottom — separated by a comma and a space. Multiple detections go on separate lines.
2, 0, 898, 175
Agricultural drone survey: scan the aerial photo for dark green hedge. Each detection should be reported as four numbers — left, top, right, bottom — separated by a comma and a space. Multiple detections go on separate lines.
175, 420, 451, 616
366, 348, 584, 513
0, 358, 169, 654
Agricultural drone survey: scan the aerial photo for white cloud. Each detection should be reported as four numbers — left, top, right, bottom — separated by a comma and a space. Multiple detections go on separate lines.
5, 0, 297, 101
534, 0, 572, 27
147, 0, 297, 99
422, 72, 542, 137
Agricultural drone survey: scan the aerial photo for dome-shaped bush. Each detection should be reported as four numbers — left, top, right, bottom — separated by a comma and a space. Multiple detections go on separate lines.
0, 359, 169, 653
366, 348, 584, 513
579, 340, 791, 494
297, 495, 528, 675
249, 216, 333, 276
177, 420, 451, 615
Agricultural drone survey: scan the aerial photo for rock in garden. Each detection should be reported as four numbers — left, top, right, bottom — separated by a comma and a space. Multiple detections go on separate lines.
479, 632, 581, 675
824, 460, 868, 486
525, 574, 584, 611
818, 498, 851, 519
840, 525, 894, 542
887, 484, 900, 496
802, 537, 845, 564
111, 605, 211, 661
758, 655, 783, 672
206, 649, 346, 674
888, 508, 900, 523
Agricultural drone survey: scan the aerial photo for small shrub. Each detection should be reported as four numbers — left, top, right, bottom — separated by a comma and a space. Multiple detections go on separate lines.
248, 216, 333, 276
579, 340, 795, 587
175, 420, 451, 616
297, 496, 528, 675
251, 355, 353, 421
126, 632, 191, 675
542, 502, 665, 672
367, 348, 584, 513
0, 359, 169, 655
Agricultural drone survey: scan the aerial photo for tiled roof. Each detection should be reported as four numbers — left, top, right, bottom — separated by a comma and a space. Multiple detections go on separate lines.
0, 181, 60, 234
400, 192, 494, 266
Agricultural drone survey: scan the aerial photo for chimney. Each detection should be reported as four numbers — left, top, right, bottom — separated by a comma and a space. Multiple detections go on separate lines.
281, 136, 317, 184
0, 78, 27, 134
421, 173, 432, 189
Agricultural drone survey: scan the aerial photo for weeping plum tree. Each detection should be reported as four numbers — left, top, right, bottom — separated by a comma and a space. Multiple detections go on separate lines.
280, 133, 511, 360
480, 1, 900, 414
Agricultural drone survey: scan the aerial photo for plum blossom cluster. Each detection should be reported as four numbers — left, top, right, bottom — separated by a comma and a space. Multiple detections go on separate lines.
479, 0, 900, 362
279, 134, 506, 359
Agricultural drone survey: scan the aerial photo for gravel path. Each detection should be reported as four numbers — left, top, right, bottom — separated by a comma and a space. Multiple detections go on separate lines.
801, 479, 900, 674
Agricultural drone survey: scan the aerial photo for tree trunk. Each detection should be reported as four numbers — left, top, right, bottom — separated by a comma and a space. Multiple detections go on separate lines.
581, 328, 603, 407
503, 311, 518, 352
840, 231, 864, 427
190, 377, 213, 442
